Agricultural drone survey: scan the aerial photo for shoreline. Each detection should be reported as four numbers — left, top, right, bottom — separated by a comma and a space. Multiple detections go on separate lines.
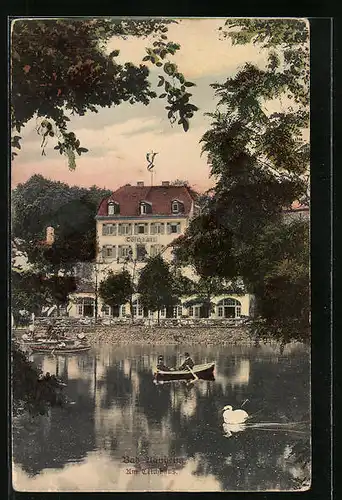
14, 324, 258, 346
72, 325, 254, 346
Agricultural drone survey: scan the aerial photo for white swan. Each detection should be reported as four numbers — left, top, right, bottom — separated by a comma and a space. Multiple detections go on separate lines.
223, 405, 249, 424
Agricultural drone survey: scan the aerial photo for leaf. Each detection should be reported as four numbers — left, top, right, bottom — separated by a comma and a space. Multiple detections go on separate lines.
159, 93, 167, 99
78, 147, 89, 153
142, 56, 150, 61
184, 81, 195, 87
157, 77, 164, 87
109, 49, 120, 58
156, 62, 163, 67
182, 118, 189, 132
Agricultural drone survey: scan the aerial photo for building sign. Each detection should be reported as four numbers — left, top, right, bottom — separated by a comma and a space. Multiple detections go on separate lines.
126, 236, 158, 243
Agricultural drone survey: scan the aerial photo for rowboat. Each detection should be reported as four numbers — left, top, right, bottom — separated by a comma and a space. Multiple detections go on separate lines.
154, 362, 215, 381
20, 338, 76, 348
30, 343, 91, 354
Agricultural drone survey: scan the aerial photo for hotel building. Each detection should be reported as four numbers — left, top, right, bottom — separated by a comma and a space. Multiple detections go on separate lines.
68, 181, 254, 320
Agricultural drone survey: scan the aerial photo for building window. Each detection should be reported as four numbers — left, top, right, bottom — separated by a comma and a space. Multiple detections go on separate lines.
102, 245, 116, 259
140, 201, 152, 214
160, 308, 166, 318
102, 305, 111, 316
121, 305, 126, 317
136, 244, 147, 261
118, 245, 132, 258
108, 201, 119, 215
167, 222, 181, 234
150, 223, 165, 235
173, 306, 182, 318
132, 300, 143, 317
216, 298, 242, 319
135, 223, 148, 235
77, 297, 95, 317
171, 200, 184, 214
118, 223, 132, 235
189, 306, 193, 317
102, 224, 116, 235
172, 201, 179, 213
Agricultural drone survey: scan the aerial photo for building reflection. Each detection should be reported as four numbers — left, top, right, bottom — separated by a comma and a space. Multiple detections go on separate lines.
13, 344, 310, 491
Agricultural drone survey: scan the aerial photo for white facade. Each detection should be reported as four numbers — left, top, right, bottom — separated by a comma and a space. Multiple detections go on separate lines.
67, 183, 254, 320
68, 292, 253, 320
96, 215, 190, 272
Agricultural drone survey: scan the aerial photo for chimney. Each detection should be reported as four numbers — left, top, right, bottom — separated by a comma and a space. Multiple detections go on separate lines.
46, 226, 55, 246
137, 181, 144, 187
161, 181, 170, 187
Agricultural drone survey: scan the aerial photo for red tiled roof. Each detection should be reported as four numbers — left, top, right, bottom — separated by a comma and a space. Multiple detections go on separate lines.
97, 185, 195, 217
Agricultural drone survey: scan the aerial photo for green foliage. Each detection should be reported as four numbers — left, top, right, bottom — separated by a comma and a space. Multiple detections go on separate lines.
11, 269, 77, 319
172, 212, 237, 279
11, 18, 198, 165
171, 272, 196, 296
11, 270, 49, 322
98, 270, 134, 308
219, 18, 309, 106
175, 19, 310, 341
137, 255, 176, 320
12, 174, 111, 272
12, 344, 66, 416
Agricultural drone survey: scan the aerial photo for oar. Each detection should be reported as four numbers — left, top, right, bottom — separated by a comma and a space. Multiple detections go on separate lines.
188, 365, 199, 383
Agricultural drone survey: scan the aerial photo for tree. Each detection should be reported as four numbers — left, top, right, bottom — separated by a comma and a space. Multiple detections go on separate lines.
172, 211, 237, 279
212, 18, 309, 202
174, 19, 310, 341
98, 270, 134, 318
11, 18, 198, 166
12, 175, 111, 272
11, 270, 49, 324
171, 271, 196, 297
12, 344, 67, 416
137, 255, 176, 324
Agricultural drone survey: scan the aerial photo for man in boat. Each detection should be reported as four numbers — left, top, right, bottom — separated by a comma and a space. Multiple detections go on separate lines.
179, 352, 195, 371
156, 355, 171, 371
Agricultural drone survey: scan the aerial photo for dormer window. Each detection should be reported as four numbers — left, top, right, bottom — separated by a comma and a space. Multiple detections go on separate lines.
171, 199, 184, 214
139, 201, 152, 215
108, 201, 120, 215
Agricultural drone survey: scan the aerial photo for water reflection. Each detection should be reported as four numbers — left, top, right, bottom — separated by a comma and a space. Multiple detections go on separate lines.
12, 343, 310, 492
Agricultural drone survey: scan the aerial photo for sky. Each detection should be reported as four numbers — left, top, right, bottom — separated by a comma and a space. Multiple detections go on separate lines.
11, 18, 274, 193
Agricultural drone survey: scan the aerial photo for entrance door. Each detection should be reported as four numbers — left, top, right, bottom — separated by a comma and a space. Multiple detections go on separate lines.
112, 305, 120, 317
224, 306, 235, 318
83, 302, 94, 317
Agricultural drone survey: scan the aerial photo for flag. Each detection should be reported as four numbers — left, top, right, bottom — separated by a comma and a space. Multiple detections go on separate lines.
146, 151, 158, 171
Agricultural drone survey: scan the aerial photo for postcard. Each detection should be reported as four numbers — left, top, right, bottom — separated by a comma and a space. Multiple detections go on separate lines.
11, 16, 311, 492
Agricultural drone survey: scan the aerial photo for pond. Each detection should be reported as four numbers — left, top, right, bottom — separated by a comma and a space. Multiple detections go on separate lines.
12, 342, 311, 492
